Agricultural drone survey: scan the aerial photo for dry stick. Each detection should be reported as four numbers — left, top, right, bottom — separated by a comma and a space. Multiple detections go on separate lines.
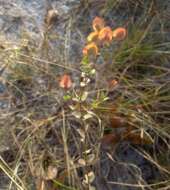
0, 156, 26, 190
136, 148, 170, 175
18, 52, 80, 73
61, 109, 72, 185
107, 179, 170, 188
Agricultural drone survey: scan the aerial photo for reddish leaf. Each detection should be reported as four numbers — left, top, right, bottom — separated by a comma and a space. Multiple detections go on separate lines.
122, 133, 153, 145
101, 133, 120, 145
59, 74, 72, 89
112, 27, 127, 40
110, 116, 127, 128
87, 31, 99, 42
98, 26, 113, 44
92, 17, 105, 31
82, 42, 99, 56
108, 79, 118, 90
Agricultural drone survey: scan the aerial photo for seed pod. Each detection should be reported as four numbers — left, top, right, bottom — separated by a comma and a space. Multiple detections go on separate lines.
45, 9, 59, 28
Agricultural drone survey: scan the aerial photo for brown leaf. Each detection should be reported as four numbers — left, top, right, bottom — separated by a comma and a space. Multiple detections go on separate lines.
36, 179, 45, 190
45, 165, 58, 180
108, 79, 118, 90
56, 169, 68, 184
110, 116, 127, 128
122, 133, 153, 145
101, 133, 120, 145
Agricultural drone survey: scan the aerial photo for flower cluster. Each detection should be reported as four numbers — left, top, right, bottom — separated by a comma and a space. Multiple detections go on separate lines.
83, 16, 127, 56
58, 17, 127, 90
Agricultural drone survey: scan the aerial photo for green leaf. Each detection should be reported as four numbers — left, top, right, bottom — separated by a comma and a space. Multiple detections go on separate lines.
63, 94, 71, 101
81, 91, 88, 101
81, 56, 89, 65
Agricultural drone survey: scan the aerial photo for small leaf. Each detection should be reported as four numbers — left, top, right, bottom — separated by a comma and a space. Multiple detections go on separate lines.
83, 113, 93, 120
69, 105, 76, 110
72, 97, 80, 102
45, 165, 58, 180
78, 158, 86, 166
103, 96, 109, 101
81, 72, 86, 77
84, 171, 95, 184
63, 94, 71, 101
72, 111, 81, 119
80, 81, 86, 87
89, 185, 96, 190
77, 128, 85, 140
82, 56, 89, 65
90, 69, 96, 75
84, 149, 92, 154
81, 91, 88, 101
87, 171, 95, 183
86, 154, 95, 164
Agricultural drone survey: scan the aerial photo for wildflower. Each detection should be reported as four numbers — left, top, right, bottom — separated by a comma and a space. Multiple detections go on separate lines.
98, 27, 113, 44
112, 27, 126, 40
108, 79, 118, 92
59, 74, 72, 89
108, 79, 118, 89
92, 16, 105, 31
87, 31, 99, 42
82, 42, 99, 56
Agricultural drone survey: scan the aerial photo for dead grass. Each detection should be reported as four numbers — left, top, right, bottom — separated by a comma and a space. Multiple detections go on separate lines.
0, 0, 170, 190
